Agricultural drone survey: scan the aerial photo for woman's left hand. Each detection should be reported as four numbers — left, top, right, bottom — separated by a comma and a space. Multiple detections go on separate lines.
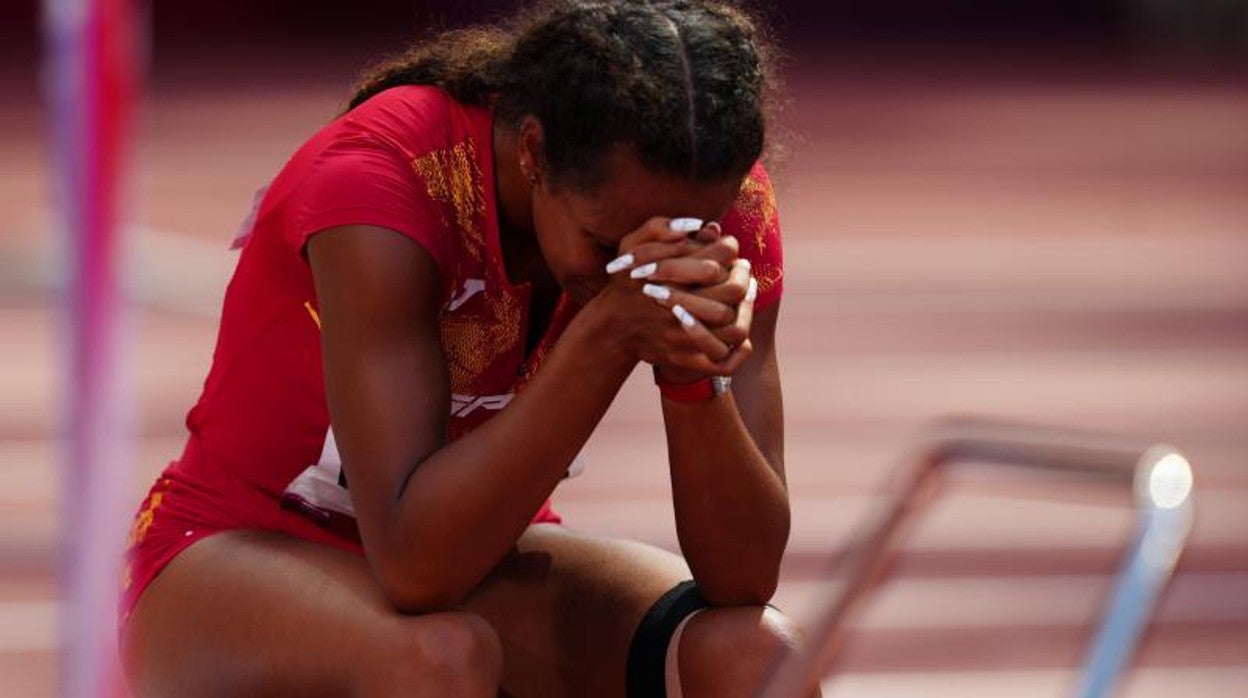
639, 231, 759, 381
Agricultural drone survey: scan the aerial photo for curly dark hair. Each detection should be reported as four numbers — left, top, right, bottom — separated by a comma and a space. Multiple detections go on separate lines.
347, 1, 777, 191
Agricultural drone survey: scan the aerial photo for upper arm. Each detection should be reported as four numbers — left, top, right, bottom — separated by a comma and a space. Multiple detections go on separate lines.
306, 225, 449, 558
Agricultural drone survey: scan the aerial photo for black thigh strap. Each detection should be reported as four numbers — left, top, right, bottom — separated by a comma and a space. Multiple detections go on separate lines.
626, 580, 709, 698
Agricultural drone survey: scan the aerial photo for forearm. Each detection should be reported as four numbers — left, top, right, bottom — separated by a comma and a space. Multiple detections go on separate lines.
663, 391, 790, 605
369, 304, 635, 610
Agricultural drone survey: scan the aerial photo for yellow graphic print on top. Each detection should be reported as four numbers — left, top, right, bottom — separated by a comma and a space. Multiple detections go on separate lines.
411, 137, 525, 394
735, 172, 784, 295
304, 301, 322, 329
439, 291, 524, 393
411, 140, 488, 266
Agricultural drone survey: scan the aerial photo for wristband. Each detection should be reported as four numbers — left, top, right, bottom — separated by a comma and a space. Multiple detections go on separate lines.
653, 367, 731, 403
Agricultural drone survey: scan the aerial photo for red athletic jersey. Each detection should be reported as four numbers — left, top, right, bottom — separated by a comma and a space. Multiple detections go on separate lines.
120, 85, 784, 625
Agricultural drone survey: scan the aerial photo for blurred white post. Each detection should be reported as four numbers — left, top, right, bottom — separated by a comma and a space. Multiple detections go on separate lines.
43, 0, 139, 695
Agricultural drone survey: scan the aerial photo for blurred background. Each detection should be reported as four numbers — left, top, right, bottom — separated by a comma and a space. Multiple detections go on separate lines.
2, 0, 1246, 695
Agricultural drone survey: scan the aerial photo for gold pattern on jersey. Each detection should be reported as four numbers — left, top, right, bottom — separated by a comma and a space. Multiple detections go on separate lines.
735, 172, 779, 256
732, 171, 782, 296
439, 290, 524, 393
411, 139, 488, 264
754, 263, 784, 294
303, 301, 322, 329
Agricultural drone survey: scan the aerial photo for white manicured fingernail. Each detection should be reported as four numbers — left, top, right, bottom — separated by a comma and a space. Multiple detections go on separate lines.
739, 257, 752, 270
630, 262, 658, 279
669, 218, 703, 233
642, 284, 671, 301
672, 304, 697, 328
745, 276, 758, 303
605, 253, 634, 274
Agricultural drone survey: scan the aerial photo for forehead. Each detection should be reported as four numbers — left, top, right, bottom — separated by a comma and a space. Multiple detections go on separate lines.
574, 146, 744, 238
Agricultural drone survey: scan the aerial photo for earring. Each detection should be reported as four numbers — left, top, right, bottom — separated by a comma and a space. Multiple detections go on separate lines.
521, 160, 537, 186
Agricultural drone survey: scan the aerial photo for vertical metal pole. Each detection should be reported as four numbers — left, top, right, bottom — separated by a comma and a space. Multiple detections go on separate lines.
44, 0, 137, 694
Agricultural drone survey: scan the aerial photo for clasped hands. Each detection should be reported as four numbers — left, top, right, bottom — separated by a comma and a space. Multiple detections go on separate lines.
598, 217, 757, 381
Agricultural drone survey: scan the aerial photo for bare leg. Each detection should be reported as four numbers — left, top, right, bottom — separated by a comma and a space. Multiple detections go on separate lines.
121, 530, 502, 698
459, 524, 689, 695
124, 525, 813, 697
676, 606, 819, 697
461, 524, 810, 697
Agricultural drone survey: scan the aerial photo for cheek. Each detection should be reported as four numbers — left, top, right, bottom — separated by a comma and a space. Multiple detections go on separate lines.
530, 196, 576, 269
533, 233, 593, 284
568, 246, 611, 277
549, 249, 609, 296
531, 192, 609, 283
545, 243, 610, 299
564, 260, 610, 302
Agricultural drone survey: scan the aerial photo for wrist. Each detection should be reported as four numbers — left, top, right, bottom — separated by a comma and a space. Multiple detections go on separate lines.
654, 364, 706, 385
654, 365, 731, 403
568, 297, 638, 372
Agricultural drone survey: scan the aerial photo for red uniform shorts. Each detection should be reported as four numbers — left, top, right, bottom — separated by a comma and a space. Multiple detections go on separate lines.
119, 458, 561, 635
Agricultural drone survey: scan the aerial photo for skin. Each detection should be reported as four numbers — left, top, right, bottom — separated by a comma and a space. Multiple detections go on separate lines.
121, 111, 815, 697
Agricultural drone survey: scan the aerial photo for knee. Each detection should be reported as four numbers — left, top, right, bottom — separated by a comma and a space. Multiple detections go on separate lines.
684, 606, 801, 665
678, 606, 802, 697
362, 611, 502, 696
412, 612, 503, 686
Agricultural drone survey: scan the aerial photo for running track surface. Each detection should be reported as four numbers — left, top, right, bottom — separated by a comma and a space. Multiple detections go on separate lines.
1, 49, 1246, 695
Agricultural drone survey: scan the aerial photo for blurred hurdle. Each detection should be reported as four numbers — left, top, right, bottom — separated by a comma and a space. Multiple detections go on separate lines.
760, 416, 1195, 698
43, 0, 140, 695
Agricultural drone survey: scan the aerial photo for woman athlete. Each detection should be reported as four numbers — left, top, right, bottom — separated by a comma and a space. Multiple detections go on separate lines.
120, 1, 815, 696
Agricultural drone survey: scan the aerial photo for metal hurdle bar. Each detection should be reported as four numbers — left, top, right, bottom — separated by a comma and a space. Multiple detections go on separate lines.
760, 416, 1196, 698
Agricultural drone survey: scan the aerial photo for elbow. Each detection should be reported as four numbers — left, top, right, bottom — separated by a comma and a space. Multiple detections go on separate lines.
751, 570, 782, 606
364, 512, 483, 613
377, 570, 472, 614
696, 522, 788, 607
372, 548, 474, 614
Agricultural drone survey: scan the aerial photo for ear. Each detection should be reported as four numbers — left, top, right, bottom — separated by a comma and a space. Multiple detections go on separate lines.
517, 115, 546, 179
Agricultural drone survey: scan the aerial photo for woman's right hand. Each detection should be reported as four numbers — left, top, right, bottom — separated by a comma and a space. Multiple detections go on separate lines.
590, 217, 745, 376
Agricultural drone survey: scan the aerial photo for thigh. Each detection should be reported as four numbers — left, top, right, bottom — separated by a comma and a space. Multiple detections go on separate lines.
460, 524, 692, 697
121, 529, 492, 698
